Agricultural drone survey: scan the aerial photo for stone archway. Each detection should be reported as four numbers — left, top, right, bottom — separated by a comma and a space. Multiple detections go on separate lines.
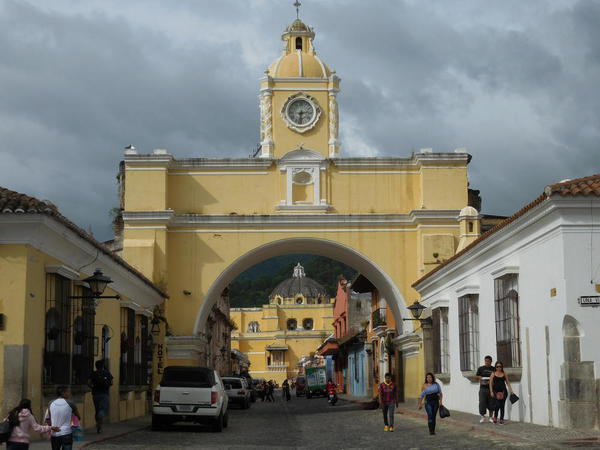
192, 237, 412, 335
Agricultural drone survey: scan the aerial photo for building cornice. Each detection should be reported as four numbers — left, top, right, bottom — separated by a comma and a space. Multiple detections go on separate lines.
122, 210, 461, 227
332, 153, 470, 169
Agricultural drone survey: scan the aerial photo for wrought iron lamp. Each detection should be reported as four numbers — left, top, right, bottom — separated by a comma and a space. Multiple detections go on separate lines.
402, 300, 432, 325
70, 269, 121, 301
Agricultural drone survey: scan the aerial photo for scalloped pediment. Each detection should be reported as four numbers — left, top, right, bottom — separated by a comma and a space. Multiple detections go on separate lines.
279, 147, 325, 162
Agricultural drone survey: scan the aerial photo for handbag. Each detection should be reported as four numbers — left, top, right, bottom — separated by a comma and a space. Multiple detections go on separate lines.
439, 405, 450, 418
509, 393, 519, 404
495, 391, 505, 400
0, 418, 13, 443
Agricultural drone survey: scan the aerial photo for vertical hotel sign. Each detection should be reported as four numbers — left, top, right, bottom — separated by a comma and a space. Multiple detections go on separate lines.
156, 343, 165, 375
578, 296, 600, 306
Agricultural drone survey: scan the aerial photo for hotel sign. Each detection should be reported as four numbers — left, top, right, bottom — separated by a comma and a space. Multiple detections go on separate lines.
578, 296, 600, 306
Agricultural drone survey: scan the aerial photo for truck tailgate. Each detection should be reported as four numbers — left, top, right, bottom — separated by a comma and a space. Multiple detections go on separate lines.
160, 387, 212, 406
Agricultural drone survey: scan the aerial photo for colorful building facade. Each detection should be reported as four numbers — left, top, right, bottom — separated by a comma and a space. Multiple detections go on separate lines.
230, 264, 334, 384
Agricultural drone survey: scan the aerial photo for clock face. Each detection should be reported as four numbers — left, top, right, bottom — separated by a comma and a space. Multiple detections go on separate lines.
287, 99, 315, 126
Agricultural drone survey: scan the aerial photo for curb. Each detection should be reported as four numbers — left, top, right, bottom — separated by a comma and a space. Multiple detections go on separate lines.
79, 425, 148, 448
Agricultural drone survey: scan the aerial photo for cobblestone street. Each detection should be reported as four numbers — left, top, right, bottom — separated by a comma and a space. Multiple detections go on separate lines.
85, 395, 597, 450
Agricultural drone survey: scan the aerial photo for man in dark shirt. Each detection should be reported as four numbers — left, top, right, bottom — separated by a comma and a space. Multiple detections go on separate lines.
476, 355, 495, 423
88, 360, 113, 433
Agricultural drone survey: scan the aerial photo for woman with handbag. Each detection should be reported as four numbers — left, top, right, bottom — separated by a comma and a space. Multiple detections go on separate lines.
4, 399, 59, 449
417, 373, 443, 435
489, 361, 513, 424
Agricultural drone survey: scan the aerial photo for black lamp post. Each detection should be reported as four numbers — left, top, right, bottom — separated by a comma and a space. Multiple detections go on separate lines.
69, 269, 121, 301
150, 317, 161, 336
402, 300, 432, 325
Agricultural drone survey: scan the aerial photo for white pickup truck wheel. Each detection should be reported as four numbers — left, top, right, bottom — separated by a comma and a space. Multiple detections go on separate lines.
212, 412, 224, 432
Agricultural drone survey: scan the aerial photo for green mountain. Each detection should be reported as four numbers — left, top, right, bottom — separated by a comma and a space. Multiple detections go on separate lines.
228, 255, 357, 308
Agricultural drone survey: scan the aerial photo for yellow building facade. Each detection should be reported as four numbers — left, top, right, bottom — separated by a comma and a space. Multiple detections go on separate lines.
120, 17, 475, 399
0, 187, 166, 427
230, 264, 334, 383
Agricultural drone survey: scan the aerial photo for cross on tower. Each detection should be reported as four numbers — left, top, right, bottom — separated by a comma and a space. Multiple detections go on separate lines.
293, 0, 301, 19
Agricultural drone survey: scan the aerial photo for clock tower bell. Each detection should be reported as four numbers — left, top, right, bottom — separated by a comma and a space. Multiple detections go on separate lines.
259, 17, 340, 159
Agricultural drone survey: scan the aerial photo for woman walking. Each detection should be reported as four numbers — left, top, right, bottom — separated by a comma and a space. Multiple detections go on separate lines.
5, 399, 59, 449
489, 361, 513, 424
417, 373, 443, 435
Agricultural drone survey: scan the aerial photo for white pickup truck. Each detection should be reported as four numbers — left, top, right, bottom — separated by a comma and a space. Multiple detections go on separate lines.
152, 366, 229, 432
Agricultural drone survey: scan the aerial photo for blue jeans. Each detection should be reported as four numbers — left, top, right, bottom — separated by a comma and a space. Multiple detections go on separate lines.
51, 434, 73, 450
93, 393, 110, 418
425, 399, 439, 430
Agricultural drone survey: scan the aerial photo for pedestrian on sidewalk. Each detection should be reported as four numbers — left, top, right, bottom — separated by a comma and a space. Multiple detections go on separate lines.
417, 373, 443, 436
378, 373, 398, 432
88, 360, 113, 434
4, 399, 59, 449
48, 386, 81, 450
476, 355, 496, 423
489, 361, 513, 425
282, 379, 291, 401
265, 380, 275, 402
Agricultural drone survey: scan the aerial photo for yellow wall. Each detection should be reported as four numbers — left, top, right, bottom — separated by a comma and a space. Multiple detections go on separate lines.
230, 303, 333, 383
0, 244, 156, 427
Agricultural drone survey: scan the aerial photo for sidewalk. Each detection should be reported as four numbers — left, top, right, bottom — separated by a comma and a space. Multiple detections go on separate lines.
338, 394, 600, 448
29, 416, 150, 449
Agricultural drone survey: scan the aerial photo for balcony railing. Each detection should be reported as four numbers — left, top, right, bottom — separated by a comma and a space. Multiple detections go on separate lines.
372, 308, 387, 329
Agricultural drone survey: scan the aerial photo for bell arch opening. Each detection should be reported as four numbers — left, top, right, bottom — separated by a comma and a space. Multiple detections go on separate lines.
193, 237, 412, 334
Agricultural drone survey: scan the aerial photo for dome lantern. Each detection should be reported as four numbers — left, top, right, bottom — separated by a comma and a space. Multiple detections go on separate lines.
269, 263, 328, 303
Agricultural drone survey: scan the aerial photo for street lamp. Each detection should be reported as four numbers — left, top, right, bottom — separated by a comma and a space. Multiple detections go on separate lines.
402, 300, 432, 325
69, 269, 121, 301
150, 317, 161, 336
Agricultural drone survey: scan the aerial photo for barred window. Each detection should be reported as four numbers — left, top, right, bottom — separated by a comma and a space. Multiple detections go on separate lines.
120, 307, 136, 385
71, 285, 95, 385
44, 274, 71, 385
494, 275, 521, 368
432, 307, 449, 374
458, 295, 479, 371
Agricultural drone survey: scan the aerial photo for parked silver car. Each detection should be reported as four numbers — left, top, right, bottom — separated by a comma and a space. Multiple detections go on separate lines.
222, 376, 252, 409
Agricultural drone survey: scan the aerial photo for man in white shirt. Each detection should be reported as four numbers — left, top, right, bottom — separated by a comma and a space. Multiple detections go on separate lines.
49, 386, 81, 450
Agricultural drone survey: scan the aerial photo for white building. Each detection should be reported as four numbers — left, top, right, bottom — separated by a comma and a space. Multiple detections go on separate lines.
413, 174, 600, 429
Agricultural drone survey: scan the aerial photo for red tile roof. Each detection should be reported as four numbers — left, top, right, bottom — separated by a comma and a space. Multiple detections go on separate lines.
0, 186, 167, 299
412, 173, 600, 288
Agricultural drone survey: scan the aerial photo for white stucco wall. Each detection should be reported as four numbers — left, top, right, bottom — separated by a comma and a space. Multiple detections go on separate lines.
416, 197, 600, 427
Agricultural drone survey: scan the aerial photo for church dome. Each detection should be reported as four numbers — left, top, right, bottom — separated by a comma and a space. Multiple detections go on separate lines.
267, 19, 332, 79
269, 263, 328, 300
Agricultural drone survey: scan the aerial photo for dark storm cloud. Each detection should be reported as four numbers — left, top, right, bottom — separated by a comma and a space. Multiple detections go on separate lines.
0, 0, 598, 240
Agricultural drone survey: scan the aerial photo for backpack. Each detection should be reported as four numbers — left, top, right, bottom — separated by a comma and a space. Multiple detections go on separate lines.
0, 418, 14, 443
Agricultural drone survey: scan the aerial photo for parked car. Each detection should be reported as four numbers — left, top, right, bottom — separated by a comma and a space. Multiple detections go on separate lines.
241, 374, 257, 402
295, 375, 307, 397
152, 366, 228, 432
222, 376, 252, 409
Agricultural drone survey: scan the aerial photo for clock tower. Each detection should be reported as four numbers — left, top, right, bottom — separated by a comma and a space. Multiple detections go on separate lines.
259, 17, 340, 159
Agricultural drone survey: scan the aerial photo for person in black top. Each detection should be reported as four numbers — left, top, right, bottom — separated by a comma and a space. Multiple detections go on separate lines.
88, 360, 113, 434
489, 361, 513, 424
475, 355, 495, 423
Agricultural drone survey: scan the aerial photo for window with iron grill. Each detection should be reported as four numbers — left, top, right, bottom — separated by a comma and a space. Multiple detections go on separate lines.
44, 274, 71, 385
120, 308, 136, 385
140, 315, 151, 386
458, 295, 479, 371
432, 307, 449, 374
72, 285, 95, 385
494, 275, 521, 368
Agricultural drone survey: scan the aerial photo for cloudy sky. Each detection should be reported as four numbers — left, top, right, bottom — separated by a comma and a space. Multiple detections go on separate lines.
1, 0, 599, 240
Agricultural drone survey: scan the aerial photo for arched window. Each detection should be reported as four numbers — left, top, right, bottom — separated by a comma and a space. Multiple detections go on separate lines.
295, 37, 302, 50
287, 319, 297, 331
296, 297, 303, 305
302, 318, 313, 330
247, 321, 260, 333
